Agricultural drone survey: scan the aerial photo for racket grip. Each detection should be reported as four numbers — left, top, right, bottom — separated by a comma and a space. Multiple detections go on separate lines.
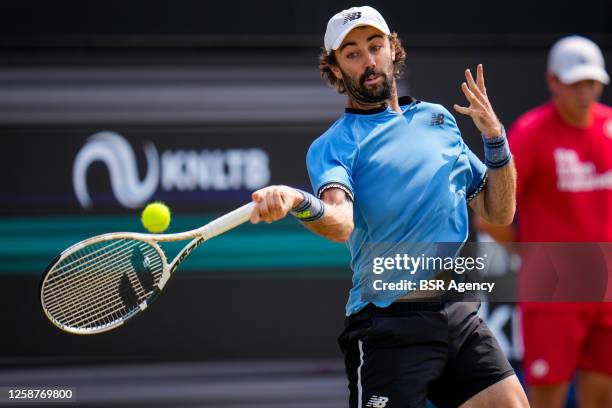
203, 202, 255, 239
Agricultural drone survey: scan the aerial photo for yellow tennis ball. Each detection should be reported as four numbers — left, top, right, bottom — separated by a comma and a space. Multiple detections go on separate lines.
141, 202, 171, 233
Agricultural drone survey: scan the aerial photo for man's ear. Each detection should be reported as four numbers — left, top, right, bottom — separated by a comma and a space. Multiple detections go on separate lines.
330, 64, 342, 80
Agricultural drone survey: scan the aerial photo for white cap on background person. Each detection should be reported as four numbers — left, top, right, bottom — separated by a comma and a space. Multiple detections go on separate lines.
548, 35, 609, 85
324, 6, 390, 52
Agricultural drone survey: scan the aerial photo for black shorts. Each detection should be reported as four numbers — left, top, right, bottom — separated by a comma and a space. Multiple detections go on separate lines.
338, 301, 515, 408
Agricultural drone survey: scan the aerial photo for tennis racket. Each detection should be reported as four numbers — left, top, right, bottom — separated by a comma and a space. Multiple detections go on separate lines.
40, 202, 255, 335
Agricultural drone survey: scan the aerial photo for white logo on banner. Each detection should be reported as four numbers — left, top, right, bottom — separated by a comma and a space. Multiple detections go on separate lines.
73, 131, 159, 209
554, 148, 612, 192
73, 131, 271, 209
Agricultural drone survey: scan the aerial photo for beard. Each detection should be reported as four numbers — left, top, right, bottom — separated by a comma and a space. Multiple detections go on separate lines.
340, 66, 393, 105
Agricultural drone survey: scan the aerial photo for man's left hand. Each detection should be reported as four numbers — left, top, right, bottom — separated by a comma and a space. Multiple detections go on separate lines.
453, 64, 503, 139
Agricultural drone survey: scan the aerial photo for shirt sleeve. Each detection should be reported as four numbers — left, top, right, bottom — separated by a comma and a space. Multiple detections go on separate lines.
465, 148, 488, 201
441, 107, 487, 201
306, 131, 356, 200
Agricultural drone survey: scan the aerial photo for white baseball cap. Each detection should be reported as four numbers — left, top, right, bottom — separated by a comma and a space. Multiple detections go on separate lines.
324, 6, 390, 52
548, 35, 609, 85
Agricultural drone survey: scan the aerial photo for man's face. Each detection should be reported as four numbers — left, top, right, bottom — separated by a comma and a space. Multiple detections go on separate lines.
332, 26, 396, 105
547, 74, 604, 111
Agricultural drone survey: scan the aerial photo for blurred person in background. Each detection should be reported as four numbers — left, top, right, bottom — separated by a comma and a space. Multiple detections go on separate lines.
477, 36, 612, 407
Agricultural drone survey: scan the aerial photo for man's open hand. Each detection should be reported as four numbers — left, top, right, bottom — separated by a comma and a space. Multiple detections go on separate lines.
454, 64, 503, 139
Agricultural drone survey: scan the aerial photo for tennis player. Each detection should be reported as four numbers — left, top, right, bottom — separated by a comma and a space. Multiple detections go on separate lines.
250, 6, 528, 407
479, 36, 612, 408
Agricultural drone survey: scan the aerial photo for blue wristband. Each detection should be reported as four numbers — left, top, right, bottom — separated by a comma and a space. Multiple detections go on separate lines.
483, 127, 512, 169
290, 189, 325, 222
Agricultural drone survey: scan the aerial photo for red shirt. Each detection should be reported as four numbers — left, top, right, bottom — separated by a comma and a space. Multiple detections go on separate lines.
509, 101, 612, 242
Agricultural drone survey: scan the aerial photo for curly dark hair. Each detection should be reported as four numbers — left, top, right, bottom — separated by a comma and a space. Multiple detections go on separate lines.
319, 32, 406, 94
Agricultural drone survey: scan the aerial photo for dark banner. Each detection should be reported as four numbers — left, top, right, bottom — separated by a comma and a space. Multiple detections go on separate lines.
0, 125, 324, 216
0, 0, 609, 38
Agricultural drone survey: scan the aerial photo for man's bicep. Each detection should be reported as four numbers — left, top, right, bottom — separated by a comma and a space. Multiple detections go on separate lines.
321, 187, 353, 214
321, 187, 352, 205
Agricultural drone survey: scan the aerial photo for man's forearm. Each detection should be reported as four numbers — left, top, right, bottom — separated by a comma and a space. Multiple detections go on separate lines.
250, 185, 354, 242
300, 200, 354, 243
481, 159, 516, 225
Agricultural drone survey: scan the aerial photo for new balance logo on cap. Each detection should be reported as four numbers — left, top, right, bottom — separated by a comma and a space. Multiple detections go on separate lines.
343, 11, 362, 24
365, 395, 389, 408
324, 6, 391, 52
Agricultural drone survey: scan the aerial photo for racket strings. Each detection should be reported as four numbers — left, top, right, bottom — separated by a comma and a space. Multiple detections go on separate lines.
45, 242, 160, 319
45, 254, 146, 323
43, 240, 162, 305
67, 294, 127, 328
46, 253, 163, 324
41, 239, 164, 330
67, 274, 154, 329
42, 247, 153, 316
46, 239, 136, 285
43, 240, 141, 303
47, 256, 160, 329
58, 255, 161, 328
45, 253, 139, 324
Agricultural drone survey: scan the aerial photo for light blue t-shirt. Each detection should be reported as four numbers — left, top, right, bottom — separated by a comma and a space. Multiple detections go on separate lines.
306, 97, 487, 316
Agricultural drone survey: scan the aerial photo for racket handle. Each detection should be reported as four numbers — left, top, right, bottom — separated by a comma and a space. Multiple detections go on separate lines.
203, 202, 255, 239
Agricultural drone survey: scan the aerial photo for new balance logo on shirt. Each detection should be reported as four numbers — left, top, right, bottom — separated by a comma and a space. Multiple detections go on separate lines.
365, 395, 389, 407
431, 113, 445, 126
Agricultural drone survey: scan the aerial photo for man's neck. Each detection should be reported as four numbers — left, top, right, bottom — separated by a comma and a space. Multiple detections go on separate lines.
346, 99, 386, 111
387, 85, 400, 112
345, 82, 401, 113
554, 99, 593, 128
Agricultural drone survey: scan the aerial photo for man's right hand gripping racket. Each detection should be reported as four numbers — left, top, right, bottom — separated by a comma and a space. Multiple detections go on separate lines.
40, 202, 255, 335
